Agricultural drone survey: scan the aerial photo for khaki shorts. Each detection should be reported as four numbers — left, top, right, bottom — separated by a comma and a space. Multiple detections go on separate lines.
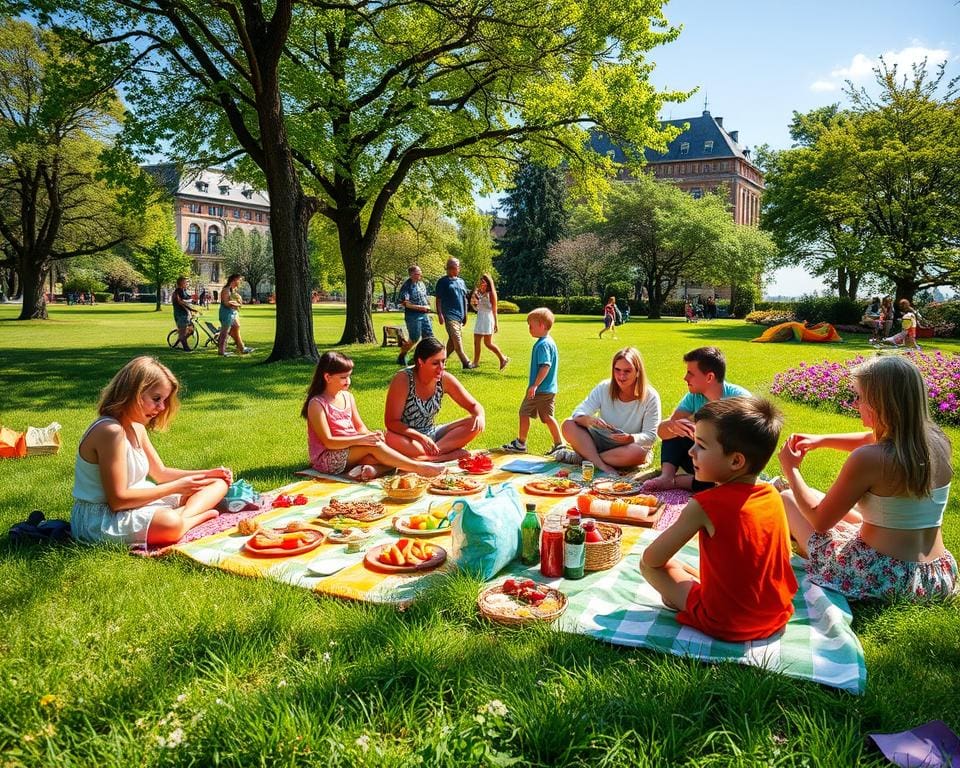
519, 392, 556, 420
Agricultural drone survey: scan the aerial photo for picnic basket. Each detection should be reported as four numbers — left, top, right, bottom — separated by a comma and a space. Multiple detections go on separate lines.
477, 585, 567, 627
584, 521, 623, 572
25, 423, 62, 456
380, 475, 430, 502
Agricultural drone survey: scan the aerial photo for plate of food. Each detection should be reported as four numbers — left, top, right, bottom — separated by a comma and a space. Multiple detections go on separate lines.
523, 477, 582, 496
242, 525, 325, 557
364, 539, 447, 572
457, 453, 495, 475
428, 475, 484, 496
477, 580, 567, 626
315, 497, 389, 525
591, 479, 648, 497
393, 505, 452, 536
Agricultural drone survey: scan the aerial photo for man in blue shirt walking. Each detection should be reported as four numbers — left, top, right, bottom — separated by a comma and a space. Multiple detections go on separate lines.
396, 264, 433, 365
435, 258, 474, 369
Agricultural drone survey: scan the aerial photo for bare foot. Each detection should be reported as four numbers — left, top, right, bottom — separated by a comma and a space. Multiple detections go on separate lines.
643, 474, 677, 491
347, 464, 378, 481
596, 461, 617, 475
417, 463, 445, 477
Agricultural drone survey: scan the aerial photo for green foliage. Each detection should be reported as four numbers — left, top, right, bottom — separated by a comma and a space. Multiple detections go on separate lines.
130, 232, 191, 311
729, 282, 759, 319
794, 295, 864, 325
919, 301, 960, 338
93, 291, 112, 302
449, 209, 497, 290
495, 300, 519, 314
569, 296, 606, 315
755, 300, 799, 312
221, 228, 275, 302
745, 309, 797, 325
604, 280, 633, 301
372, 206, 455, 300
62, 267, 106, 295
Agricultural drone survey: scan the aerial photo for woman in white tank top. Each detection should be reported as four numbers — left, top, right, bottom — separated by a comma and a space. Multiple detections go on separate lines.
72, 357, 231, 547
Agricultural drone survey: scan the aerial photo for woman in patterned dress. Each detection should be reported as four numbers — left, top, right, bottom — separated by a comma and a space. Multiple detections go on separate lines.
384, 337, 485, 462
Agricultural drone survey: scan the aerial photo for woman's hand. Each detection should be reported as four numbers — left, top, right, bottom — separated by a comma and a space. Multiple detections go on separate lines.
357, 432, 384, 446
204, 466, 233, 483
416, 435, 440, 456
174, 474, 219, 495
469, 408, 485, 435
778, 438, 804, 473
785, 433, 821, 457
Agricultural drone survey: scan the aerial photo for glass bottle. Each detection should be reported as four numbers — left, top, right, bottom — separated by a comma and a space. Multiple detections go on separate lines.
520, 502, 541, 566
540, 512, 565, 578
583, 517, 603, 543
564, 511, 586, 580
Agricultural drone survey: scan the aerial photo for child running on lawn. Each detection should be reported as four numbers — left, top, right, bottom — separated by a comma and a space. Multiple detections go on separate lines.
641, 396, 798, 642
502, 308, 564, 455
304, 351, 442, 480
71, 356, 231, 547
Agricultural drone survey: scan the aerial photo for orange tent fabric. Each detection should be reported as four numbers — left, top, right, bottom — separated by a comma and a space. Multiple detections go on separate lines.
751, 321, 842, 343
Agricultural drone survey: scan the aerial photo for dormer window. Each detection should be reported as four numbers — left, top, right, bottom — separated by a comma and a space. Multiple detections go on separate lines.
679, 142, 690, 156
195, 181, 208, 192
241, 188, 253, 199
219, 184, 230, 195
704, 140, 714, 154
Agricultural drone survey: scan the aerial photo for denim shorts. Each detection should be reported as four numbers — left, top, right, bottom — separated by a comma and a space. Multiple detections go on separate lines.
405, 313, 433, 343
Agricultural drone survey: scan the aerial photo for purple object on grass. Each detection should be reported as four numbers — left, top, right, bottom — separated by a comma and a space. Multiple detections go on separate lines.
869, 720, 960, 768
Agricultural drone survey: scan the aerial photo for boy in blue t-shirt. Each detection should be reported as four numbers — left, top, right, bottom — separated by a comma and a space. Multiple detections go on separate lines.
502, 308, 563, 454
643, 346, 750, 492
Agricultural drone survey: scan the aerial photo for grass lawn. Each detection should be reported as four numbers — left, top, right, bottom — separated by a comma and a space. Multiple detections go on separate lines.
1, 302, 958, 767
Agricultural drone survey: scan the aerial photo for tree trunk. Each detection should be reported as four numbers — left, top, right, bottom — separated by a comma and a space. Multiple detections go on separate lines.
336, 214, 376, 345
892, 278, 918, 305
645, 277, 662, 319
155, 280, 162, 311
848, 273, 860, 302
17, 257, 49, 320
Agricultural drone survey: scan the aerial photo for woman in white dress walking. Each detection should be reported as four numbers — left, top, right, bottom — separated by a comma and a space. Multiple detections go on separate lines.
470, 273, 509, 370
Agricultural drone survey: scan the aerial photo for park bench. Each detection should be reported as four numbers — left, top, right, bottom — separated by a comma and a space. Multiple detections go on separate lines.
381, 325, 407, 347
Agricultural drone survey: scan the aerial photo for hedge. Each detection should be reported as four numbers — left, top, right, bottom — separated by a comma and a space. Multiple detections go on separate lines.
93, 292, 113, 303
793, 295, 863, 326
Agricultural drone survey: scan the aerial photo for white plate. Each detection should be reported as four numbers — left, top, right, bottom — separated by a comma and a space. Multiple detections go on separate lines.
305, 552, 363, 576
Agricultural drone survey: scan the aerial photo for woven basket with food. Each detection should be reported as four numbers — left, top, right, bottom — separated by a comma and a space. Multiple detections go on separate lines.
380, 473, 430, 502
477, 579, 567, 627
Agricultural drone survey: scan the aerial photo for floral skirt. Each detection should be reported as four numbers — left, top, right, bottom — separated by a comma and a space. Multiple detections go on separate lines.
311, 447, 350, 475
806, 521, 958, 600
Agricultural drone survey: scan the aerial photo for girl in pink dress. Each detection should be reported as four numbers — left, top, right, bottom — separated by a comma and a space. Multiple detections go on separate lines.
303, 352, 442, 480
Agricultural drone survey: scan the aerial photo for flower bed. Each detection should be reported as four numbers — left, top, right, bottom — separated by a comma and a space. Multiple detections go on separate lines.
770, 351, 960, 426
745, 309, 796, 325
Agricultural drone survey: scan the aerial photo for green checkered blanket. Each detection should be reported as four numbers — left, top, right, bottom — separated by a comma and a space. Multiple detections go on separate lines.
497, 528, 866, 694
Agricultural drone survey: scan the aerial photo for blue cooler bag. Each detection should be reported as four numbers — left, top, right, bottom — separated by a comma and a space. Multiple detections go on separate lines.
449, 483, 524, 579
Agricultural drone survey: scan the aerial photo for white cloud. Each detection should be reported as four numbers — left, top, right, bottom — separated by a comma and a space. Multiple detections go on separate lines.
809, 44, 950, 92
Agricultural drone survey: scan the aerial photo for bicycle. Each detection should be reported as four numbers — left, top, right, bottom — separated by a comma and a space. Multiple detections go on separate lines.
167, 309, 201, 350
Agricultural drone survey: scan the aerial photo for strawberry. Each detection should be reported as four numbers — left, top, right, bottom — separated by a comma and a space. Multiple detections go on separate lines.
503, 579, 518, 593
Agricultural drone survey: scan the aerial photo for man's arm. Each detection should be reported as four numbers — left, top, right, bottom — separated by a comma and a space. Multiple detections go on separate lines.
656, 408, 695, 440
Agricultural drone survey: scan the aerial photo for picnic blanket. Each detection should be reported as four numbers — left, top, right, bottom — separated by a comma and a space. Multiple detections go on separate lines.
171, 454, 866, 694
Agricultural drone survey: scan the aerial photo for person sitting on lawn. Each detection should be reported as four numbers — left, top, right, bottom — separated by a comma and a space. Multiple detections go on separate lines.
556, 347, 661, 473
641, 396, 798, 642
384, 337, 485, 462
778, 355, 957, 601
304, 351, 443, 480
644, 346, 750, 491
502, 307, 564, 455
71, 356, 231, 548
879, 298, 921, 349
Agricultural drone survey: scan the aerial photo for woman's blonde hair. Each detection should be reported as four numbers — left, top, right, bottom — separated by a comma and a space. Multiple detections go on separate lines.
852, 355, 939, 496
608, 347, 647, 402
98, 356, 180, 431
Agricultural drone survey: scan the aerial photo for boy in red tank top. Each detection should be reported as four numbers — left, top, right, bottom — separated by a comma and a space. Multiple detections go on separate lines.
641, 396, 798, 641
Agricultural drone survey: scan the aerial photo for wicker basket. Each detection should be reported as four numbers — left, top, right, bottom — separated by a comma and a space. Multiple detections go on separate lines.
584, 522, 623, 572
477, 585, 567, 627
380, 476, 430, 502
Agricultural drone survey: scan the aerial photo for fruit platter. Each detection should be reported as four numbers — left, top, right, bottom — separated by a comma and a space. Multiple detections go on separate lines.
393, 504, 453, 536
477, 579, 568, 626
428, 474, 484, 496
523, 477, 582, 497
380, 473, 430, 502
591, 479, 647, 497
364, 539, 447, 572
242, 524, 325, 557
457, 453, 494, 475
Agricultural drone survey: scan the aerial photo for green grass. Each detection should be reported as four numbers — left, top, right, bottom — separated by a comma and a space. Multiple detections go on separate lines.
1, 303, 958, 767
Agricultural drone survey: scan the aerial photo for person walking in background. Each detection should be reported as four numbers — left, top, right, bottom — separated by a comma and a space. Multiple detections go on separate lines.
172, 276, 194, 351
599, 296, 618, 338
879, 298, 921, 349
396, 265, 433, 366
470, 273, 509, 370
218, 274, 252, 356
435, 258, 474, 369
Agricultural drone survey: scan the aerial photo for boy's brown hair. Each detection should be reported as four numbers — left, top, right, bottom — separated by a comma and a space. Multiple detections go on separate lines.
694, 396, 783, 474
527, 307, 555, 329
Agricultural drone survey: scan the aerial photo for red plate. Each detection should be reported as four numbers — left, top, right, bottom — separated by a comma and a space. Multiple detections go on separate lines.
523, 480, 582, 497
243, 529, 325, 557
364, 543, 447, 573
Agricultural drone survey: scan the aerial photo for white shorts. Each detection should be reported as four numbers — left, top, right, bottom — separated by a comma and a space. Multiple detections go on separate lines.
71, 488, 182, 547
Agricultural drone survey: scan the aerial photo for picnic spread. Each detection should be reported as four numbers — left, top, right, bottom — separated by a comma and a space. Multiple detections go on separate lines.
169, 453, 866, 694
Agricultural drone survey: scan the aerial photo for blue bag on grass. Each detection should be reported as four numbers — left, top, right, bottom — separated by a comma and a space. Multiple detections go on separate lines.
449, 483, 524, 579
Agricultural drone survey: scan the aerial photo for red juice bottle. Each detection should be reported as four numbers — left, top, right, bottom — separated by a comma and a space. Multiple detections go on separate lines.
540, 512, 564, 578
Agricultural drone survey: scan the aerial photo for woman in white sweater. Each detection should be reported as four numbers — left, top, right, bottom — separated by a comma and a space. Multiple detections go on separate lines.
558, 347, 661, 473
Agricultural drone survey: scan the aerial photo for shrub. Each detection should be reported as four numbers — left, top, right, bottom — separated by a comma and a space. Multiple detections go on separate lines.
567, 296, 603, 315
770, 351, 960, 426
93, 292, 113, 303
755, 300, 798, 312
661, 299, 685, 317
497, 300, 519, 314
506, 296, 567, 314
918, 300, 960, 338
745, 309, 795, 325
793, 295, 863, 325
603, 281, 632, 301
730, 283, 759, 318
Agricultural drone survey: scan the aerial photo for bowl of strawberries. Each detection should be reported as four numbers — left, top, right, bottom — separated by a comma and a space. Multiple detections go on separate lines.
457, 453, 494, 475
477, 578, 567, 626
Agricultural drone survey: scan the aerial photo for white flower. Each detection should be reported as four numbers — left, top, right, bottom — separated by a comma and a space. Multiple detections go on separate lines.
159, 727, 185, 749
215, 698, 225, 706
482, 699, 509, 717
277, 679, 287, 688
321, 652, 332, 665
176, 693, 188, 704
355, 734, 370, 753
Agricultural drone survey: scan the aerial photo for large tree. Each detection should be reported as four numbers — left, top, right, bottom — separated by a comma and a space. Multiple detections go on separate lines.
371, 206, 452, 302
0, 18, 139, 319
35, 0, 684, 357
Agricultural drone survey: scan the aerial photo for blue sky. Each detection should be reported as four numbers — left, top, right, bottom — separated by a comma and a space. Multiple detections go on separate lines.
483, 0, 958, 297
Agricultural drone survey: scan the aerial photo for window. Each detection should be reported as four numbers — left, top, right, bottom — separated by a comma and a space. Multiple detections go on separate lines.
208, 205, 216, 216
720, 161, 728, 171
256, 212, 264, 222
679, 142, 690, 156
207, 225, 221, 254
690, 187, 703, 199
232, 208, 240, 218
187, 224, 201, 253
243, 210, 251, 220
187, 203, 200, 214
219, 184, 230, 195
704, 140, 714, 153
210, 264, 220, 283
195, 181, 208, 192
241, 188, 253, 199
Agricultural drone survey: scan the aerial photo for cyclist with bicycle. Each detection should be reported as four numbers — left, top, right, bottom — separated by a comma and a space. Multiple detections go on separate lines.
172, 276, 194, 351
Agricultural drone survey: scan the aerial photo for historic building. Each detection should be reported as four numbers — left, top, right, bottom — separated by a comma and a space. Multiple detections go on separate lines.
143, 164, 272, 300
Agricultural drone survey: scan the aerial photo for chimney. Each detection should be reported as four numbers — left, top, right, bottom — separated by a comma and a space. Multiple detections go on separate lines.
715, 116, 723, 127
729, 130, 739, 143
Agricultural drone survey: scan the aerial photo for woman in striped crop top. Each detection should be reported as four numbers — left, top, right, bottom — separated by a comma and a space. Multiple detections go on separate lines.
779, 356, 956, 600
